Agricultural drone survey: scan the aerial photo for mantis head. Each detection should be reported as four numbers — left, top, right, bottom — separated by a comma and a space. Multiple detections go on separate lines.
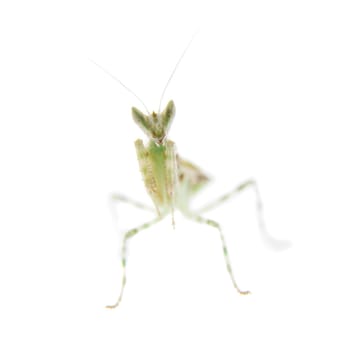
132, 100, 175, 145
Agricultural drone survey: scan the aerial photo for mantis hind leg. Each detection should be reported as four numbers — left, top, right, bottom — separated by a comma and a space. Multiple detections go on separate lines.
188, 214, 250, 295
106, 216, 162, 309
196, 179, 291, 251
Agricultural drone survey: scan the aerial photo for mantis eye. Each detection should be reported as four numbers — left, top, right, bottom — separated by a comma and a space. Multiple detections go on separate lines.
131, 107, 150, 132
160, 100, 175, 135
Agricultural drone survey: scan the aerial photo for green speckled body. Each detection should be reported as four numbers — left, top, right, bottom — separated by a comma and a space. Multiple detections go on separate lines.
135, 139, 177, 216
135, 138, 210, 217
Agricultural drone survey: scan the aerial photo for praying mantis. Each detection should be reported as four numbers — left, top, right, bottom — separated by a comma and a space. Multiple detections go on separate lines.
93, 42, 290, 309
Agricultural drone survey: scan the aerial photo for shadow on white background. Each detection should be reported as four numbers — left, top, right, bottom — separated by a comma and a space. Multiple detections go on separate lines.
1, 0, 350, 349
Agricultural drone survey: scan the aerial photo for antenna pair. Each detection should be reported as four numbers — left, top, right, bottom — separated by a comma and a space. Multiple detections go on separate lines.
91, 34, 196, 115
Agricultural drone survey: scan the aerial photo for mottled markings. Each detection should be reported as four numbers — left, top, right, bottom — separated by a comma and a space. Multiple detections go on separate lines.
94, 43, 282, 309
106, 96, 288, 308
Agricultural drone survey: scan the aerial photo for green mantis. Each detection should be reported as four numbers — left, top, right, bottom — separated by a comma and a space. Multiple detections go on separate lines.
94, 45, 290, 309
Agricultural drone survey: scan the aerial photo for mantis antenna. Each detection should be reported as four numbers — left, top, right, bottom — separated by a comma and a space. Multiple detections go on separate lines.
157, 33, 197, 115
90, 59, 150, 115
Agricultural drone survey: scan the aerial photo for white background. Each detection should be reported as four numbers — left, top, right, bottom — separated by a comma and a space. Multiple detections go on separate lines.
1, 0, 350, 349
